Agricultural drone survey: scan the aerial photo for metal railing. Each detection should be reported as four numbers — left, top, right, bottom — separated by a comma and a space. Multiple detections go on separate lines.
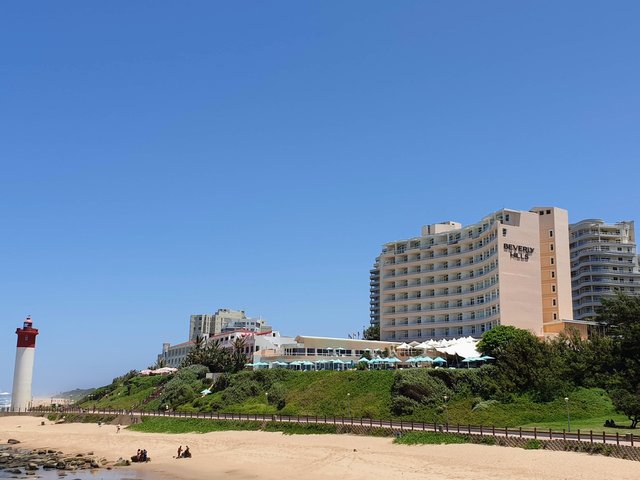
6, 406, 638, 448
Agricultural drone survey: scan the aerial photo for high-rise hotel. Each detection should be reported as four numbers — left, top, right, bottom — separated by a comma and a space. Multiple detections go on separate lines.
570, 219, 640, 321
371, 207, 589, 342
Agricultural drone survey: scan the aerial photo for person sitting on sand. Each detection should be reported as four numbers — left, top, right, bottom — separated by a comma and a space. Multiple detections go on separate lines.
182, 446, 191, 458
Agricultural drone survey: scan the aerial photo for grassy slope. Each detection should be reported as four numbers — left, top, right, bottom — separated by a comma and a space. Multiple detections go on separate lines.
83, 375, 168, 410
79, 371, 631, 431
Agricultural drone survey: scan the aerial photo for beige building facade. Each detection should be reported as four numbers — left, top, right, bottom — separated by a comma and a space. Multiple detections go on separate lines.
377, 207, 579, 342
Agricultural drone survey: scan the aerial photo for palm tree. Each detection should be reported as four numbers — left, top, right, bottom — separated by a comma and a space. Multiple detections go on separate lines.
231, 336, 249, 373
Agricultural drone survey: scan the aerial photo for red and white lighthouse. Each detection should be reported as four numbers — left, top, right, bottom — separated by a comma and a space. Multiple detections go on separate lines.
11, 316, 39, 412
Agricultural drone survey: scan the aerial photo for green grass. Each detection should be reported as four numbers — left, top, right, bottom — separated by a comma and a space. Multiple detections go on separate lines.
128, 417, 263, 433
394, 431, 470, 445
519, 415, 637, 435
127, 417, 387, 436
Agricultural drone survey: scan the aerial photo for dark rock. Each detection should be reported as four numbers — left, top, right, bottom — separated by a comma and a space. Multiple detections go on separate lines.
7, 439, 20, 444
26, 462, 39, 470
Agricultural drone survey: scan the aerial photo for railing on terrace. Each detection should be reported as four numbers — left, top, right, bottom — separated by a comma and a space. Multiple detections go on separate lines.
7, 406, 638, 448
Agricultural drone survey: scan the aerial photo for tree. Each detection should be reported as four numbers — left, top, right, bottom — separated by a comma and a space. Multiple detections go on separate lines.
363, 324, 380, 340
477, 326, 533, 357
596, 292, 640, 425
598, 293, 640, 384
611, 387, 640, 428
230, 336, 249, 373
476, 326, 571, 401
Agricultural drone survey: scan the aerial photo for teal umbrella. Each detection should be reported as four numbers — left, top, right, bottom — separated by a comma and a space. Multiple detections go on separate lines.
432, 357, 447, 364
358, 357, 370, 363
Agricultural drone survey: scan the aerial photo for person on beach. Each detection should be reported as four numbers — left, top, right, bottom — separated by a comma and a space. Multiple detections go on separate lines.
177, 445, 182, 458
117, 424, 121, 433
183, 446, 191, 458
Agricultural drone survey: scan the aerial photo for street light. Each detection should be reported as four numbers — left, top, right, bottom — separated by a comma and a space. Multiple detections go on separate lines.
564, 397, 571, 432
347, 393, 351, 418
265, 392, 269, 405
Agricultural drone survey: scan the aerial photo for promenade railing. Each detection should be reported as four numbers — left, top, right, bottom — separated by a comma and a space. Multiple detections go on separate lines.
11, 406, 639, 448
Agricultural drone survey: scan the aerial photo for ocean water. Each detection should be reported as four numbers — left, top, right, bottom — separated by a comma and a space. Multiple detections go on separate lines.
0, 467, 159, 480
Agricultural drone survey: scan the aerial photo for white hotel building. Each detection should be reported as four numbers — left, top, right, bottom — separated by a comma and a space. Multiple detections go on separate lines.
375, 207, 584, 342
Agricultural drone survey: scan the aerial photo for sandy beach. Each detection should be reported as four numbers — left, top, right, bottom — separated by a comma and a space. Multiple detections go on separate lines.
0, 415, 637, 480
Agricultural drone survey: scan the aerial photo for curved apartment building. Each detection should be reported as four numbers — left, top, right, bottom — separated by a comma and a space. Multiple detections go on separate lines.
377, 207, 575, 342
570, 219, 640, 321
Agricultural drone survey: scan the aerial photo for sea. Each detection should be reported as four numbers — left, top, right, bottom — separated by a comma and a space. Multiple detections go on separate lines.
0, 469, 158, 480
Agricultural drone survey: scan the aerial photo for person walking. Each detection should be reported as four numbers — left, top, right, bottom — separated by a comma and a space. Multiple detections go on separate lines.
177, 446, 182, 458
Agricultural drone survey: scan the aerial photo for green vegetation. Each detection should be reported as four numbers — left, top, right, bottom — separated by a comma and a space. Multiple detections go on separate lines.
522, 439, 543, 450
129, 417, 262, 433
128, 417, 391, 436
76, 294, 640, 434
394, 431, 470, 445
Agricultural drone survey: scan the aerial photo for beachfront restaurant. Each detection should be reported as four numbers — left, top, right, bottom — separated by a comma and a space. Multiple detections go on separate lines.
249, 335, 401, 370
246, 335, 487, 371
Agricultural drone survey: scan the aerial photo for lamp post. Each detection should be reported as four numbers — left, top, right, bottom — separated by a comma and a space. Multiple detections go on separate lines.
347, 393, 351, 418
564, 397, 571, 432
265, 392, 269, 406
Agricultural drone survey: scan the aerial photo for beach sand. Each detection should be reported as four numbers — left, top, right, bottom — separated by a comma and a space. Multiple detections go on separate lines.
0, 416, 637, 480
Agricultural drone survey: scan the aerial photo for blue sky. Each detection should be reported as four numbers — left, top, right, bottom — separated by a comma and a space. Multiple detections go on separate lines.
1, 2, 638, 395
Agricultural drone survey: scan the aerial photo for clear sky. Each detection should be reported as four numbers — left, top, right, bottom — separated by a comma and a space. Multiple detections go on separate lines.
1, 1, 639, 395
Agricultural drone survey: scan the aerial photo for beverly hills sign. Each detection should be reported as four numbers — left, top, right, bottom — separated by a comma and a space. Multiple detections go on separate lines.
503, 243, 535, 261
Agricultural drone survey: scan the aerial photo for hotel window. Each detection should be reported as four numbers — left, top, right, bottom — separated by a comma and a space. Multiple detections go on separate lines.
553, 313, 557, 320
550, 243, 554, 251
546, 210, 551, 214
457, 326, 464, 335
552, 285, 556, 293
549, 230, 554, 238
551, 271, 556, 278
552, 299, 557, 306
502, 228, 507, 237
550, 257, 555, 265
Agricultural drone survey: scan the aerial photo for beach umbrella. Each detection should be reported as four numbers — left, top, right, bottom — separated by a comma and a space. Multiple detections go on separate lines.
245, 363, 254, 367
200, 389, 212, 395
478, 355, 494, 361
387, 357, 401, 363
332, 359, 345, 363
432, 357, 447, 364
358, 357, 370, 363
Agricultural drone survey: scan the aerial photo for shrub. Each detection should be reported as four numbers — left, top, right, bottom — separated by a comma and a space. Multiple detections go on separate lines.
523, 439, 542, 450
